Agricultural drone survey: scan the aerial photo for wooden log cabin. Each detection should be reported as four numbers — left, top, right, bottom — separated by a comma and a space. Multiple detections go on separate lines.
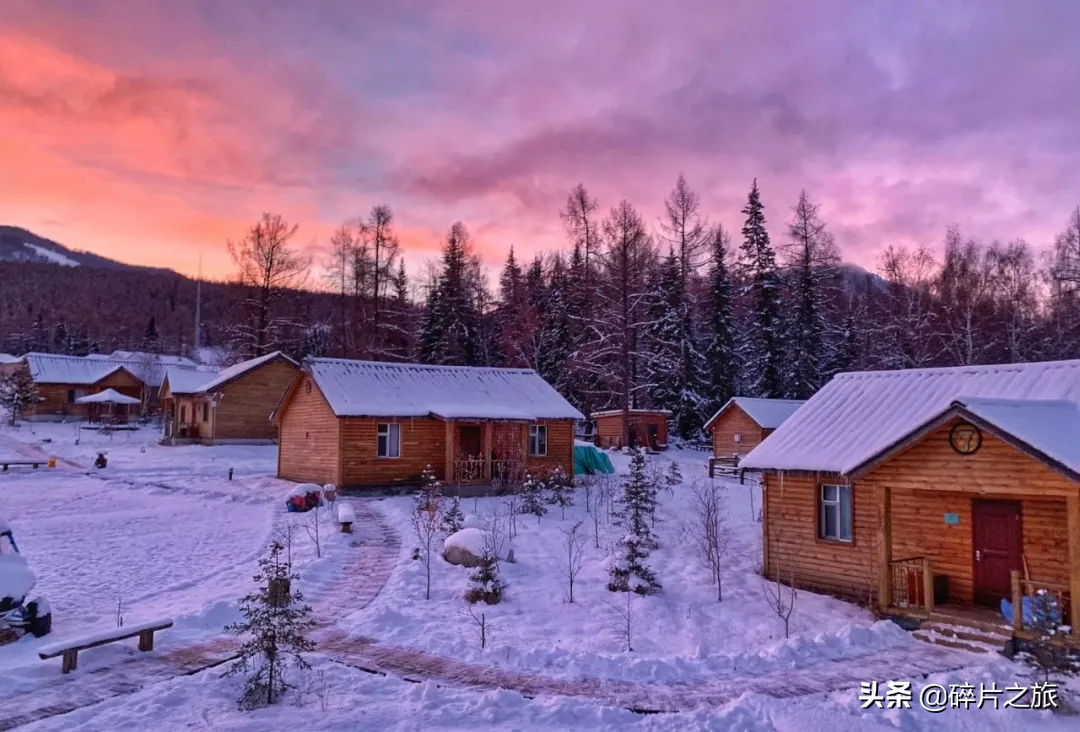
21, 353, 146, 420
740, 359, 1080, 649
703, 397, 804, 462
273, 358, 584, 490
160, 352, 297, 445
593, 409, 670, 450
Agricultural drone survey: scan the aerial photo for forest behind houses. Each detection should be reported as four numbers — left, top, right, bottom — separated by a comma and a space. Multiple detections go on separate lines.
3, 177, 1080, 442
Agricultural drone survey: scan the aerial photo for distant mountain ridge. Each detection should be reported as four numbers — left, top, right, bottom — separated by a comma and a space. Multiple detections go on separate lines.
0, 226, 174, 273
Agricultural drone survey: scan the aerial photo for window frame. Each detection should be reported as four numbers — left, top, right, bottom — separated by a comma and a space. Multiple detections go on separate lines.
818, 483, 854, 544
377, 422, 401, 459
529, 424, 548, 457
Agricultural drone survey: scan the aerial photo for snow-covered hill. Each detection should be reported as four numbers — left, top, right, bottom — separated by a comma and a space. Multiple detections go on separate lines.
0, 226, 156, 270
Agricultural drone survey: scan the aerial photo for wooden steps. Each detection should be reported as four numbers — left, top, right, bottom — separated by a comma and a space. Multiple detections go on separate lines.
911, 608, 1013, 654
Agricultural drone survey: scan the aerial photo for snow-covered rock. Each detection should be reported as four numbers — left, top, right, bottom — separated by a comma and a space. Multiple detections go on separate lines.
337, 503, 355, 524
442, 528, 487, 567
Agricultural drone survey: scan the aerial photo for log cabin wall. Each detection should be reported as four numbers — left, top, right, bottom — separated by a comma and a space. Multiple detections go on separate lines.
762, 472, 878, 602
211, 359, 295, 441
711, 405, 766, 459
523, 419, 576, 476
31, 369, 144, 418
277, 373, 341, 485
595, 413, 668, 449
339, 417, 446, 487
861, 418, 1076, 603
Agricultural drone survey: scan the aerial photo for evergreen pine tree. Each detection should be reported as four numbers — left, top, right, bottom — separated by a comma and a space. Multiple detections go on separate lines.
644, 249, 682, 413
441, 496, 465, 534
417, 281, 444, 364
142, 316, 159, 352
544, 465, 574, 519
224, 541, 315, 709
520, 473, 547, 522
535, 256, 573, 391
704, 226, 737, 418
825, 307, 861, 379
465, 551, 507, 605
417, 223, 483, 366
608, 450, 661, 595
739, 180, 784, 398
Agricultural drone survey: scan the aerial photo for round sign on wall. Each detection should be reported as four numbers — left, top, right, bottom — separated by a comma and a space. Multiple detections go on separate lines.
949, 422, 982, 455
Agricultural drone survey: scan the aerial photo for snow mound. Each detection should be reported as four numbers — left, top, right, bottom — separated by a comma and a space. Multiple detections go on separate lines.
337, 503, 355, 523
0, 556, 36, 601
284, 483, 322, 499
442, 528, 487, 567
462, 514, 482, 529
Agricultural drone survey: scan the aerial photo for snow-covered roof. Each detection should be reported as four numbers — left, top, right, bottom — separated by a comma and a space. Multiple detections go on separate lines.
110, 351, 198, 368
741, 359, 1080, 474
200, 352, 295, 393
24, 353, 134, 386
0, 354, 21, 364
24, 352, 199, 387
592, 409, 672, 418
703, 397, 805, 431
163, 368, 217, 395
74, 388, 142, 405
302, 358, 585, 421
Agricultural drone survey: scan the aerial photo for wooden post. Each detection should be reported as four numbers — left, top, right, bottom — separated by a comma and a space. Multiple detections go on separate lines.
877, 486, 892, 613
444, 420, 454, 483
1011, 570, 1023, 633
922, 557, 934, 616
1067, 494, 1080, 642
521, 424, 530, 467
483, 422, 493, 481
62, 650, 78, 674
138, 630, 154, 652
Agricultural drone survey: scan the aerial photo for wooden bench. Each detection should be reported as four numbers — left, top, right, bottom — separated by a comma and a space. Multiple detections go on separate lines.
1, 460, 41, 471
38, 618, 173, 674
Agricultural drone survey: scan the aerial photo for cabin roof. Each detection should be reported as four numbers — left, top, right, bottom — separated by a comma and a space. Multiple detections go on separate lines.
0, 353, 21, 364
703, 397, 805, 431
741, 359, 1080, 473
302, 358, 585, 421
24, 352, 198, 387
163, 352, 294, 396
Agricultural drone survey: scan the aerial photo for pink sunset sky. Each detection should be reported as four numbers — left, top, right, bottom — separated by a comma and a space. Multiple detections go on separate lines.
2, 0, 1078, 281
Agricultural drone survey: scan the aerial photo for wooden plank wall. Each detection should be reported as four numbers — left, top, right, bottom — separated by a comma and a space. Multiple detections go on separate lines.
339, 417, 445, 486
31, 370, 144, 418
711, 405, 766, 459
763, 419, 1078, 605
277, 373, 341, 485
595, 414, 667, 449
763, 472, 878, 602
213, 359, 295, 441
524, 420, 576, 477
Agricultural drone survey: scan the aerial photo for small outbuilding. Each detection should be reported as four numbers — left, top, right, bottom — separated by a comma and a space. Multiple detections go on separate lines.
21, 353, 146, 420
273, 358, 584, 490
593, 409, 670, 451
74, 388, 141, 426
703, 397, 805, 462
160, 351, 297, 445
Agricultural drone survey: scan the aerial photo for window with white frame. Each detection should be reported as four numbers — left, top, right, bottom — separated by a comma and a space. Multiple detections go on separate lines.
819, 484, 853, 542
377, 423, 401, 459
529, 424, 548, 457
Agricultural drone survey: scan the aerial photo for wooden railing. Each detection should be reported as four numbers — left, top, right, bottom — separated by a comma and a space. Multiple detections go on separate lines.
1010, 571, 1070, 634
492, 459, 525, 485
889, 557, 934, 615
451, 457, 486, 483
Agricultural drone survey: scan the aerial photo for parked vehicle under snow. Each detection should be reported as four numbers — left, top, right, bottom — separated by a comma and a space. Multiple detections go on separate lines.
0, 518, 52, 642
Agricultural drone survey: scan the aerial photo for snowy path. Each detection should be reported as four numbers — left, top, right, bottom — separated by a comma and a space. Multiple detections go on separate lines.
0, 489, 977, 729
0, 501, 401, 731
319, 632, 976, 712
0, 434, 81, 472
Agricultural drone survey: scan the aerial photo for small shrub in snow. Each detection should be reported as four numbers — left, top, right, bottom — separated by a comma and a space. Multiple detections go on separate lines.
461, 604, 492, 649
1018, 590, 1080, 685
441, 496, 465, 535
0, 370, 41, 426
520, 473, 547, 521
415, 465, 443, 514
561, 521, 586, 603
465, 551, 506, 605
604, 590, 637, 652
689, 480, 730, 602
663, 461, 682, 492
608, 449, 661, 595
761, 547, 798, 638
412, 494, 442, 600
545, 465, 574, 518
607, 535, 661, 595
225, 541, 315, 709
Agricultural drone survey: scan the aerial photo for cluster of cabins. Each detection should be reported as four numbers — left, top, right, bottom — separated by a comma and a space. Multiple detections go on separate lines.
6, 346, 1080, 645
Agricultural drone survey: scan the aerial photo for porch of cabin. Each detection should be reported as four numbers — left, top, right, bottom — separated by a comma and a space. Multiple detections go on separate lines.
442, 420, 534, 485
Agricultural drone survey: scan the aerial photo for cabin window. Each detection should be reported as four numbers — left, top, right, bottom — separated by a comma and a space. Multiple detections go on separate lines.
820, 484, 853, 542
377, 423, 401, 459
202, 402, 209, 422
67, 389, 75, 404
529, 425, 548, 457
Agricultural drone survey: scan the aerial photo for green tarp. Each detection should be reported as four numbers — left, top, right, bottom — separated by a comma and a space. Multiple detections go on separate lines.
574, 443, 615, 475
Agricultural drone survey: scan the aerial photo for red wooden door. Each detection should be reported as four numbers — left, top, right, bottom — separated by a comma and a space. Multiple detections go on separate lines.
972, 500, 1022, 606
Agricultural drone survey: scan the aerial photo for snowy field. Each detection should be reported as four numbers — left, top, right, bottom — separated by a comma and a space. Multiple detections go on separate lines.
1, 423, 1077, 731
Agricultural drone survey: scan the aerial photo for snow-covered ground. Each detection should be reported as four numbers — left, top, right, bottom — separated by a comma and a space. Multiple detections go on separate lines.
1, 425, 1076, 731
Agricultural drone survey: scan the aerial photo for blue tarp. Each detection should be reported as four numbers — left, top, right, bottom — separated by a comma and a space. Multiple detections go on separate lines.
574, 443, 615, 475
